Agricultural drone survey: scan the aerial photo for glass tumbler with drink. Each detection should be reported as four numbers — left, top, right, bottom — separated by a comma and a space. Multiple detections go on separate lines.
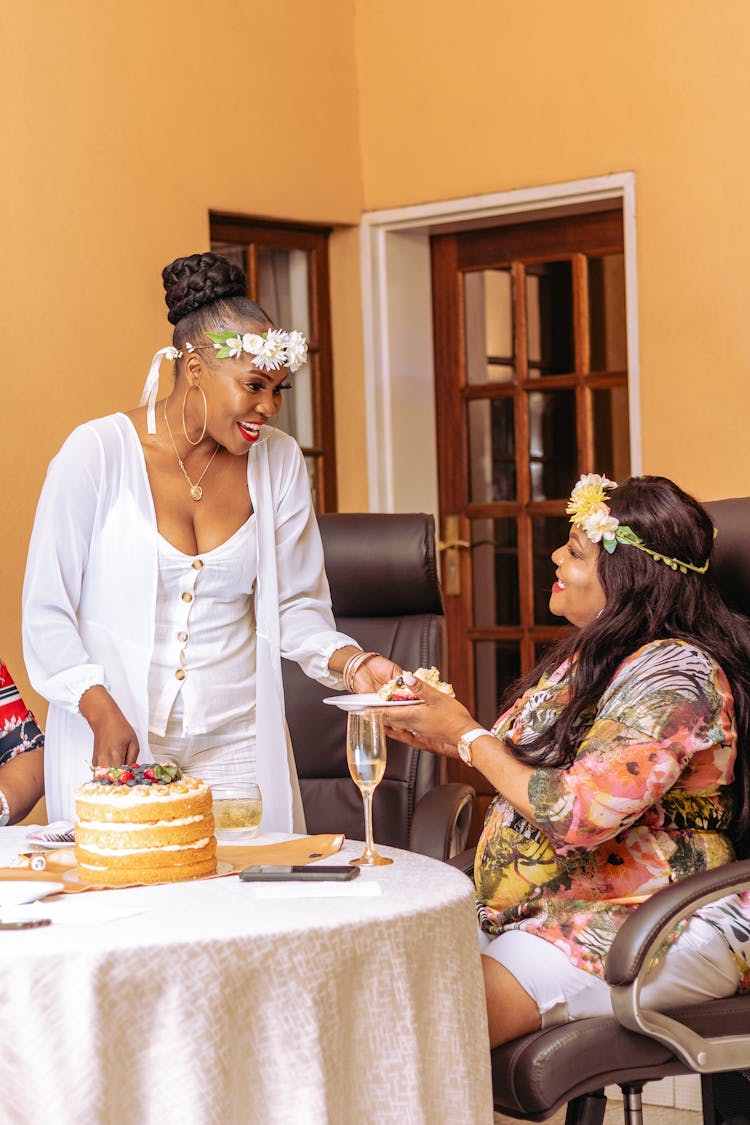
211, 782, 263, 843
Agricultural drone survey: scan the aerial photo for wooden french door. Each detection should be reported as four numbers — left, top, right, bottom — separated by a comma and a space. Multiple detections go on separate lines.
431, 209, 631, 835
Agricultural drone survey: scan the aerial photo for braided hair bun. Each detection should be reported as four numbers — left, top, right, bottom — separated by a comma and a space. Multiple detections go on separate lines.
162, 252, 247, 326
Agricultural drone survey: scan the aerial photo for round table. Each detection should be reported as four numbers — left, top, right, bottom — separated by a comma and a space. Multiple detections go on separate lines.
0, 828, 493, 1124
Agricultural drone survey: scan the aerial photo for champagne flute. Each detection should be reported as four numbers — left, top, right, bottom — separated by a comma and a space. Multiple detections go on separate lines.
346, 708, 392, 867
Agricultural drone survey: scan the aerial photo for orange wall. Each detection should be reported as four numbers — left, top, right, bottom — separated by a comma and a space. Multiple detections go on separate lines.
5, 0, 750, 720
353, 0, 750, 499
2, 0, 365, 715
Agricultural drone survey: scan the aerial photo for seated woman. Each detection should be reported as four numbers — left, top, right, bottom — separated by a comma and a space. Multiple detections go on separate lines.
0, 658, 44, 825
386, 475, 750, 1046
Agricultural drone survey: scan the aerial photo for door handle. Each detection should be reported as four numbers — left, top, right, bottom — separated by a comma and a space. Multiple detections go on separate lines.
438, 515, 470, 596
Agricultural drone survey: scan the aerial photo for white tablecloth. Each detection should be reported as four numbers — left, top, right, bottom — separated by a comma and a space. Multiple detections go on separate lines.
0, 827, 493, 1125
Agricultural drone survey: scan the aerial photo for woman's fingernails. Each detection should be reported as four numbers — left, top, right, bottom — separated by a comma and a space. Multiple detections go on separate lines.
403, 672, 417, 685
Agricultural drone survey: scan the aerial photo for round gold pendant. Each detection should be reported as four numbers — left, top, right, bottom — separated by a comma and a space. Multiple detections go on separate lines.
190, 485, 203, 501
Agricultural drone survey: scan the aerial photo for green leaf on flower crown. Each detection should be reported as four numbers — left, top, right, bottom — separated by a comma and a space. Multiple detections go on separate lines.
615, 525, 644, 548
206, 331, 233, 345
215, 347, 233, 359
603, 538, 617, 554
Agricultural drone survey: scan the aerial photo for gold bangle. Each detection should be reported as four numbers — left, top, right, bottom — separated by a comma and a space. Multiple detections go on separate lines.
343, 650, 378, 693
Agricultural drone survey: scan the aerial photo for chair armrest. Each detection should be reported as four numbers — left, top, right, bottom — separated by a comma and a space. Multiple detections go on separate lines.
606, 858, 750, 1072
445, 847, 476, 875
409, 783, 475, 861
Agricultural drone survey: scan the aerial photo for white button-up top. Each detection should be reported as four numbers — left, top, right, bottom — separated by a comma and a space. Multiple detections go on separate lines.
22, 415, 357, 829
149, 518, 258, 737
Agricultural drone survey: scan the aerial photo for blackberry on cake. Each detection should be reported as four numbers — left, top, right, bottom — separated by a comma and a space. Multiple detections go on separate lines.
74, 763, 217, 885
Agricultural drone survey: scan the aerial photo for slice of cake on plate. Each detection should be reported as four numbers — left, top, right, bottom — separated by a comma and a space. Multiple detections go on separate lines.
378, 666, 455, 701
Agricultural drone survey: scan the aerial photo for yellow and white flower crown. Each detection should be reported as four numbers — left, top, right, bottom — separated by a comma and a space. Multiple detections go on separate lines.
566, 474, 711, 575
140, 328, 308, 434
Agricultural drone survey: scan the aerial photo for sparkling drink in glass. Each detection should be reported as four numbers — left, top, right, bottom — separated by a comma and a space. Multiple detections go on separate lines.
346, 708, 392, 867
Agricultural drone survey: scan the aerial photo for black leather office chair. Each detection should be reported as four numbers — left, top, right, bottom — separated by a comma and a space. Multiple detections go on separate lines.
283, 513, 474, 861
456, 497, 750, 1125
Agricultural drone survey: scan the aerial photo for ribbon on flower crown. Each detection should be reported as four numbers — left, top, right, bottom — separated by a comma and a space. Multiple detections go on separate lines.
139, 347, 182, 435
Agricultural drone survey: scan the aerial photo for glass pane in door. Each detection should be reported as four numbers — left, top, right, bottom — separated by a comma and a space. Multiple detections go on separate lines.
471, 518, 519, 627
474, 640, 521, 730
468, 398, 516, 502
256, 248, 312, 445
532, 516, 570, 625
588, 254, 627, 371
464, 269, 515, 384
592, 387, 631, 482
526, 260, 574, 376
527, 390, 577, 501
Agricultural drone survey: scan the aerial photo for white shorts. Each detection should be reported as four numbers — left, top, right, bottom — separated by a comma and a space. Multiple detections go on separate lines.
148, 695, 307, 831
148, 694, 257, 789
478, 918, 739, 1029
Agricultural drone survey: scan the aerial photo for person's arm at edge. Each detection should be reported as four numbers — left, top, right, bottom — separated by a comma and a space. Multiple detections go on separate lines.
0, 748, 44, 824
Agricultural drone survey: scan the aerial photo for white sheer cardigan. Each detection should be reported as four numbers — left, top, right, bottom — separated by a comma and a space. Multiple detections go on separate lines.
22, 415, 356, 828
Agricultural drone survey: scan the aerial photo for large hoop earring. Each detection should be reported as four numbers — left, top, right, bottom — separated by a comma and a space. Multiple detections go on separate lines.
182, 382, 208, 445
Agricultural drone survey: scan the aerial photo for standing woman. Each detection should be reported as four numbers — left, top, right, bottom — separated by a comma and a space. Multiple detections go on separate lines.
23, 252, 396, 827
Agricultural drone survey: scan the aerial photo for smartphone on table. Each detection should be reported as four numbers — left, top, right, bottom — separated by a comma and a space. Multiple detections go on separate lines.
239, 864, 360, 882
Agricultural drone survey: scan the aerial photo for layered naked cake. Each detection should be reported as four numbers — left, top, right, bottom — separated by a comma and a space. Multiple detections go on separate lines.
74, 763, 217, 885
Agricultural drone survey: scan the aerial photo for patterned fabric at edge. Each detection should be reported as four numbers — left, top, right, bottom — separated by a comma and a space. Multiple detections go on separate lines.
0, 659, 44, 766
475, 638, 750, 989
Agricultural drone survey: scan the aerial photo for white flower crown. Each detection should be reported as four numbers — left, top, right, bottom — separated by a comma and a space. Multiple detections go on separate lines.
566, 473, 712, 575
194, 328, 307, 372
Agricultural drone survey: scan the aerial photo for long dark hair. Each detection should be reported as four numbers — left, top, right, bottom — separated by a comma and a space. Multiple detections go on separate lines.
501, 476, 750, 854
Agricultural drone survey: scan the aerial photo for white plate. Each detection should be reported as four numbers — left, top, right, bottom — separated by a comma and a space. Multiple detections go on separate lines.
0, 881, 65, 906
322, 693, 425, 712
27, 822, 76, 849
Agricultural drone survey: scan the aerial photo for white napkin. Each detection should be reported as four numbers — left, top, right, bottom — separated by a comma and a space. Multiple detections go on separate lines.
1, 900, 148, 926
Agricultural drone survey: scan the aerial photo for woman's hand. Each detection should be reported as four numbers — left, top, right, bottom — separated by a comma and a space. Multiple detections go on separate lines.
381, 673, 480, 757
385, 673, 537, 822
328, 647, 402, 694
79, 686, 140, 767
350, 654, 401, 695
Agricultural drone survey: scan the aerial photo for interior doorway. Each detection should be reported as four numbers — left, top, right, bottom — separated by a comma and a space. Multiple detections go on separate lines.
359, 176, 640, 836
431, 208, 630, 832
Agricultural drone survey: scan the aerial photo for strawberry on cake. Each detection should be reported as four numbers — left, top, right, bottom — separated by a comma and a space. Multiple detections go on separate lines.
378, 666, 455, 702
74, 763, 217, 885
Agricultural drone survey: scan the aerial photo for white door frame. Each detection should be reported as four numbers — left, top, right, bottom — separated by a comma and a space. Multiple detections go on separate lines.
359, 173, 640, 515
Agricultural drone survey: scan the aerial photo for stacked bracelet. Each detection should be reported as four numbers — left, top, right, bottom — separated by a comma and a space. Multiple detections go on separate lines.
342, 650, 379, 693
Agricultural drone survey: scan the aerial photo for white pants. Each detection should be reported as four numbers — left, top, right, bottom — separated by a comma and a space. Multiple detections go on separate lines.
149, 694, 257, 789
148, 695, 307, 831
479, 918, 739, 1028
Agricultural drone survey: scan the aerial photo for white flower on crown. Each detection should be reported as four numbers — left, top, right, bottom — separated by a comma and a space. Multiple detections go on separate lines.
285, 330, 308, 373
580, 505, 620, 543
250, 329, 287, 371
214, 333, 245, 359
241, 333, 265, 357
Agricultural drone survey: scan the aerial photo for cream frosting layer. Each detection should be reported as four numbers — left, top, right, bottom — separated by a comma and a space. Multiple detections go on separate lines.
78, 781, 209, 807
80, 815, 204, 831
79, 837, 211, 857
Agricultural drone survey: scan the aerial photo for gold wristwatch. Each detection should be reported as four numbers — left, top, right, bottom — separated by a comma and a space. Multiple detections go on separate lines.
456, 728, 491, 767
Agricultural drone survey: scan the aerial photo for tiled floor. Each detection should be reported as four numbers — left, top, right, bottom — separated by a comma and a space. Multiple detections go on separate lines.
494, 1104, 702, 1124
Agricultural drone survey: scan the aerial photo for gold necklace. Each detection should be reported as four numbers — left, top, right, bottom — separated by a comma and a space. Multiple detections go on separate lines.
163, 401, 220, 501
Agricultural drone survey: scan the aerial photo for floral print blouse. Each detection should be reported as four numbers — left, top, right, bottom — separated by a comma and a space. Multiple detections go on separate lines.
0, 659, 44, 767
475, 639, 750, 989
